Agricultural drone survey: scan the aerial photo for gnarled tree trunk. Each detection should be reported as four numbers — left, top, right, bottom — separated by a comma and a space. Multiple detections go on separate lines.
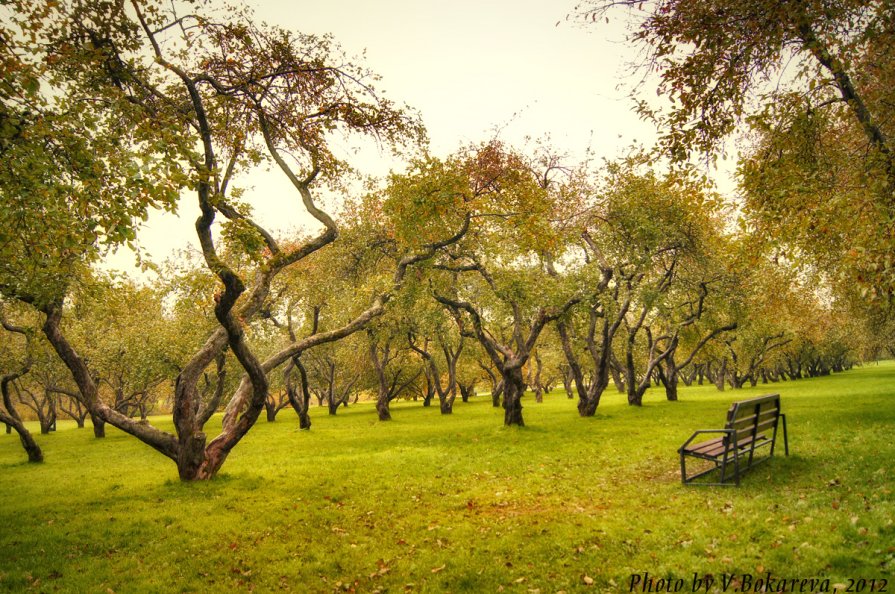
501, 368, 526, 426
0, 323, 43, 462
0, 409, 43, 463
458, 382, 476, 403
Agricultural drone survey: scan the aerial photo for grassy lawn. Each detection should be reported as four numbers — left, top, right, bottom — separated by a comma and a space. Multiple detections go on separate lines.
1, 363, 893, 593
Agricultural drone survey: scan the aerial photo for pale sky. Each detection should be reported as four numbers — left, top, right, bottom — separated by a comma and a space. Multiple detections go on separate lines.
104, 0, 674, 274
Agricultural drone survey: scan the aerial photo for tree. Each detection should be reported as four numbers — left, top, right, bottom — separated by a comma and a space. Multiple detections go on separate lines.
1, 0, 183, 444
282, 356, 312, 429
477, 358, 505, 408
3, 0, 462, 480
656, 309, 737, 400
648, 238, 740, 401
69, 275, 180, 421
283, 321, 368, 418
0, 2, 184, 311
0, 0, 187, 464
408, 328, 464, 415
577, 0, 895, 298
524, 343, 562, 403
12, 378, 57, 435
430, 143, 582, 426
554, 266, 622, 415
56, 391, 90, 429
456, 342, 487, 403
618, 180, 735, 404
255, 187, 468, 424
263, 388, 292, 423
0, 308, 43, 462
367, 325, 422, 421
554, 158, 730, 408
693, 253, 839, 390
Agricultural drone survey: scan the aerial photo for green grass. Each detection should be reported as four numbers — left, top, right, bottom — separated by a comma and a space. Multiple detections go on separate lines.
1, 363, 894, 593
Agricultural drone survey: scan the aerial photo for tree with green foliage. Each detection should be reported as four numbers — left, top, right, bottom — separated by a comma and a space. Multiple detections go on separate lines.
408, 327, 464, 416
578, 0, 895, 299
11, 376, 57, 435
554, 158, 731, 408
253, 186, 469, 424
367, 324, 423, 422
645, 231, 740, 402
455, 342, 487, 404
302, 337, 365, 415
68, 276, 180, 422
0, 308, 43, 462
0, 3, 184, 309
429, 143, 583, 426
2, 0, 463, 480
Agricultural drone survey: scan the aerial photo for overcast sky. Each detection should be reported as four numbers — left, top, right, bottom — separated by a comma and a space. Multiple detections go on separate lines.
105, 0, 673, 274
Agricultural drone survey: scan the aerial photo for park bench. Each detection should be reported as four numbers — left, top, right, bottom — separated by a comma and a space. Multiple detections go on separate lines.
678, 393, 789, 486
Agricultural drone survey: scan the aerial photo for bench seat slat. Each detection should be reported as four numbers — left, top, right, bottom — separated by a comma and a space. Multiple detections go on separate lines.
682, 433, 769, 459
684, 437, 733, 457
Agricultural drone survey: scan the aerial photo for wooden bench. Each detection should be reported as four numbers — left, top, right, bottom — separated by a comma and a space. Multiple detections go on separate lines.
679, 393, 789, 486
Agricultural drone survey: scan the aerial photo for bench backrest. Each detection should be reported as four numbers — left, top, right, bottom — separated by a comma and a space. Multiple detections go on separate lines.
724, 394, 782, 445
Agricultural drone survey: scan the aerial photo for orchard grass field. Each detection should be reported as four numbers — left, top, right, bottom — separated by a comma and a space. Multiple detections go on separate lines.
1, 364, 894, 593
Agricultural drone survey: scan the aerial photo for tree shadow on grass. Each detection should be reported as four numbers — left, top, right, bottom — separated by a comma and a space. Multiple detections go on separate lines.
157, 472, 266, 493
0, 458, 40, 471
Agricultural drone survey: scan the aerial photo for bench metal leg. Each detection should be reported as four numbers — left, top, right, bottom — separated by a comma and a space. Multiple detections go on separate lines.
680, 453, 687, 484
719, 443, 737, 485
734, 448, 740, 486
770, 425, 777, 457
781, 414, 789, 456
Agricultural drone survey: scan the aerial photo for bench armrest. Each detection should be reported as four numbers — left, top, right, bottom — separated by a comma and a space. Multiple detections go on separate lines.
679, 428, 734, 452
